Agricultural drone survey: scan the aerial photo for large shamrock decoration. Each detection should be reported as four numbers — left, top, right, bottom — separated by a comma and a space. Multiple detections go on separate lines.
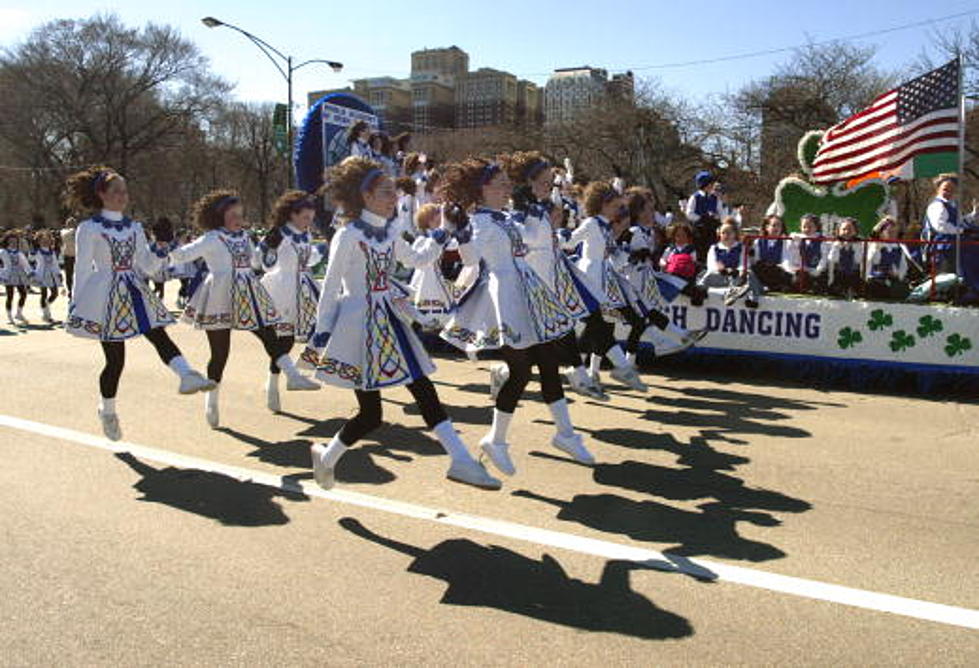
837, 327, 863, 350
889, 330, 916, 352
770, 131, 892, 235
916, 315, 943, 338
944, 333, 973, 358
867, 309, 894, 331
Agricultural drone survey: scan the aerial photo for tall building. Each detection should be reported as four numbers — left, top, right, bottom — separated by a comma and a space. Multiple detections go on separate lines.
410, 46, 469, 131
544, 66, 635, 124
351, 77, 413, 133
516, 80, 542, 126
455, 68, 518, 128
410, 46, 469, 86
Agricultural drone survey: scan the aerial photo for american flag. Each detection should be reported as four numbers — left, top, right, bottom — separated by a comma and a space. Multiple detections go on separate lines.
811, 60, 961, 184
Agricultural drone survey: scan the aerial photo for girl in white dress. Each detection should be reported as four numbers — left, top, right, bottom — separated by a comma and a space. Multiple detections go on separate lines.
439, 158, 594, 477
1, 231, 31, 325
259, 190, 323, 412
302, 156, 499, 491
170, 189, 320, 429
63, 166, 213, 440
407, 203, 456, 327
31, 230, 63, 323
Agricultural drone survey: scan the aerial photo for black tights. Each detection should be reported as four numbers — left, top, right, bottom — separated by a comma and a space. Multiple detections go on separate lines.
5, 285, 27, 310
39, 287, 57, 307
205, 326, 281, 383
579, 310, 616, 357
556, 330, 584, 368
625, 309, 669, 354
496, 342, 565, 413
268, 335, 295, 374
153, 281, 165, 299
99, 328, 181, 399
338, 376, 447, 445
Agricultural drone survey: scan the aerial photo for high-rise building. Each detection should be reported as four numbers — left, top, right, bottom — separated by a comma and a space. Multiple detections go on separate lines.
544, 66, 635, 124
455, 68, 518, 128
517, 80, 542, 126
352, 77, 413, 133
410, 46, 469, 86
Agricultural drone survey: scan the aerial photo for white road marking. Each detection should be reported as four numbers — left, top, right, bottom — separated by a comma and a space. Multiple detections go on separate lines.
2, 413, 977, 631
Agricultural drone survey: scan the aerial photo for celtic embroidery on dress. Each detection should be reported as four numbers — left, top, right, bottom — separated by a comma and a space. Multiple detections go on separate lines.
316, 356, 364, 385
296, 273, 320, 342
444, 323, 521, 348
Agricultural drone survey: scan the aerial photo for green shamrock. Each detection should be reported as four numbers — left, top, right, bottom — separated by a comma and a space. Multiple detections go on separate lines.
837, 327, 863, 350
944, 334, 973, 358
889, 330, 916, 353
916, 315, 943, 338
868, 309, 894, 331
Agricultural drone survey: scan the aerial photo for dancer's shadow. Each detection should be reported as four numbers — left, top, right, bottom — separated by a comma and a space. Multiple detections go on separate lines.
339, 517, 694, 640
115, 452, 307, 526
592, 402, 812, 440
384, 396, 493, 426
514, 490, 786, 562
530, 452, 810, 513
650, 384, 846, 411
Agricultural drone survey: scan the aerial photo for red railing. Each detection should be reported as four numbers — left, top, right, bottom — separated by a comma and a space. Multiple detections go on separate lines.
740, 234, 979, 301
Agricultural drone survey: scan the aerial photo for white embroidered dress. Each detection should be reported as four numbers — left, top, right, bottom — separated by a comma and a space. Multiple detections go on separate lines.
66, 211, 174, 340
441, 208, 575, 352
33, 249, 63, 288
0, 248, 32, 287
563, 215, 636, 316
170, 228, 279, 330
306, 210, 449, 390
260, 225, 322, 342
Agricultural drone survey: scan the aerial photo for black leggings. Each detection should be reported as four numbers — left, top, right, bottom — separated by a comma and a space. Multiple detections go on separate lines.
338, 376, 447, 445
39, 287, 57, 307
99, 328, 181, 399
496, 342, 565, 413
204, 326, 281, 383
625, 309, 670, 354
153, 281, 165, 299
5, 285, 27, 310
268, 335, 295, 374
579, 310, 616, 357
556, 330, 584, 368
63, 256, 75, 296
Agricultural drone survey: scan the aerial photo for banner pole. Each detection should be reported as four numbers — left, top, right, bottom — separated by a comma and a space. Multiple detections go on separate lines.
956, 55, 966, 280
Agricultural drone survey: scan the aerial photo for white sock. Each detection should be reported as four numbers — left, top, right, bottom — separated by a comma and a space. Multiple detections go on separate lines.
167, 355, 191, 377
432, 420, 475, 464
572, 366, 590, 386
275, 353, 299, 376
99, 397, 116, 415
548, 398, 575, 436
487, 409, 513, 444
606, 345, 630, 369
266, 371, 280, 390
322, 434, 348, 467
206, 385, 220, 409
589, 354, 603, 375
626, 352, 636, 366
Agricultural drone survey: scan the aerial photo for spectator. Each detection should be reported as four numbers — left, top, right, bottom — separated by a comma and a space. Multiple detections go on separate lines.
865, 216, 909, 300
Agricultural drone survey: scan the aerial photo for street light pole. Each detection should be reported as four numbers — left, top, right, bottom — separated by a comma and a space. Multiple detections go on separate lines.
201, 17, 342, 188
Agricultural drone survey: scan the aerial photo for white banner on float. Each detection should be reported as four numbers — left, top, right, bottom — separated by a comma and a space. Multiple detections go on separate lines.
622, 295, 979, 369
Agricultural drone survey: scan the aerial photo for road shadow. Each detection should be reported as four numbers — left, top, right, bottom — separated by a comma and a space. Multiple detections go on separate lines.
513, 490, 786, 562
339, 517, 694, 640
649, 384, 846, 411
592, 402, 812, 440
115, 452, 307, 526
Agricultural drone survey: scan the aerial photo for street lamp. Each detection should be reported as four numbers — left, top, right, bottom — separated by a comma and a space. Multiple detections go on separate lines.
201, 16, 343, 187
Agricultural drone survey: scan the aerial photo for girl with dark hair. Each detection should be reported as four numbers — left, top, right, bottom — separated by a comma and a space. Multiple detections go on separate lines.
301, 156, 500, 491
2, 231, 31, 324
31, 230, 62, 323
258, 190, 323, 412
439, 158, 594, 477
148, 217, 176, 300
347, 121, 372, 158
561, 181, 649, 393
170, 189, 320, 428
63, 166, 213, 440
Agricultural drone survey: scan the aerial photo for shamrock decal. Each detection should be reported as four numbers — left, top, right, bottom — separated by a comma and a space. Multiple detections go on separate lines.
837, 327, 863, 350
889, 330, 916, 353
868, 309, 894, 331
944, 333, 973, 358
916, 315, 943, 338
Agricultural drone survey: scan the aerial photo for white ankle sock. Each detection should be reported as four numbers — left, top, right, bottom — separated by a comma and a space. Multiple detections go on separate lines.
168, 355, 191, 377
487, 409, 513, 443
548, 398, 575, 436
266, 371, 280, 390
626, 352, 636, 365
206, 386, 220, 408
606, 345, 630, 369
589, 354, 603, 375
572, 366, 590, 386
322, 434, 348, 467
99, 397, 116, 415
432, 420, 474, 463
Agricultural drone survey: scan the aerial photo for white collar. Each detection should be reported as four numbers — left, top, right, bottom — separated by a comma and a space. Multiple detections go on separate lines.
100, 209, 124, 221
361, 209, 388, 227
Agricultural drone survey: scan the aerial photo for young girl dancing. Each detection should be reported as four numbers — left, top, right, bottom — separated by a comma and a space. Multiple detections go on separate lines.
63, 166, 213, 440
302, 156, 500, 491
169, 190, 320, 428
439, 158, 594, 476
1, 231, 31, 325
259, 190, 323, 412
32, 230, 62, 323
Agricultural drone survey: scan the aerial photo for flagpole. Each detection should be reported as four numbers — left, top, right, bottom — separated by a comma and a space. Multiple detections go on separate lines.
956, 54, 965, 279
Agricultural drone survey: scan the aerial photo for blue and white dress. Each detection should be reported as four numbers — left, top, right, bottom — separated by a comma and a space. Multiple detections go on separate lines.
441, 208, 576, 352
306, 210, 450, 390
170, 228, 279, 331
260, 225, 322, 342
562, 215, 640, 317
66, 211, 173, 340
33, 249, 63, 288
0, 248, 32, 287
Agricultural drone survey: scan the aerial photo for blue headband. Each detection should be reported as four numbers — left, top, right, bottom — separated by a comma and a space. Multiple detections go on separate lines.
601, 187, 618, 202
215, 195, 240, 213
359, 168, 384, 192
478, 163, 501, 186
93, 171, 114, 193
524, 160, 549, 181
290, 195, 316, 211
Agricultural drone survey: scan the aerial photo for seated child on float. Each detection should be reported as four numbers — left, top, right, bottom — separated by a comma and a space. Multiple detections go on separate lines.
865, 216, 909, 300
749, 214, 794, 292
827, 217, 864, 298
699, 218, 763, 308
789, 213, 828, 294
660, 220, 699, 281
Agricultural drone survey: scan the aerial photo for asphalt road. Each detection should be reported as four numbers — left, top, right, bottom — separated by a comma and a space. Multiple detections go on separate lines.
1, 296, 977, 665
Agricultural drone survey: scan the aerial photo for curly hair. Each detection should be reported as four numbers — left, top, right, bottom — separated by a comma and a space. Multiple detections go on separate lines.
582, 181, 618, 217
395, 176, 417, 196
666, 220, 694, 244
320, 156, 385, 219
347, 120, 369, 147
35, 229, 55, 247
403, 152, 423, 176
500, 151, 550, 185
268, 190, 317, 228
2, 229, 21, 248
625, 186, 653, 224
192, 189, 241, 231
437, 158, 496, 209
63, 165, 120, 214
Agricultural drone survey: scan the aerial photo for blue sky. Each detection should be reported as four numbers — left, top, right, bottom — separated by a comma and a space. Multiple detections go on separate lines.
1, 0, 976, 116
